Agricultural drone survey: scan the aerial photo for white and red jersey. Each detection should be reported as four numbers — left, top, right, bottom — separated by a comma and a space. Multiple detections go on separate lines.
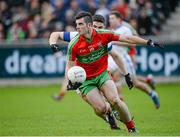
112, 25, 133, 54
108, 25, 136, 75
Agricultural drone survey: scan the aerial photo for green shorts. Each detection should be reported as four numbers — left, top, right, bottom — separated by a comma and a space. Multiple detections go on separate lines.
78, 70, 111, 95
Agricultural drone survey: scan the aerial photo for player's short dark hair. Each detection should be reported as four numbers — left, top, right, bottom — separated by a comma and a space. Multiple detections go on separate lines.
75, 11, 93, 24
92, 14, 105, 25
109, 11, 123, 19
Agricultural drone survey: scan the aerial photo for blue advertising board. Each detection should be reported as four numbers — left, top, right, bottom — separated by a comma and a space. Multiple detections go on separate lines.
0, 44, 180, 78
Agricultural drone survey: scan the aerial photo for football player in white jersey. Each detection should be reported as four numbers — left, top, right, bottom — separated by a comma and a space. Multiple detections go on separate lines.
108, 11, 160, 109
122, 20, 156, 90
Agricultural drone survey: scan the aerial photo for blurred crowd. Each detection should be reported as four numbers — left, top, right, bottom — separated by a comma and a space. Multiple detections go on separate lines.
0, 0, 179, 42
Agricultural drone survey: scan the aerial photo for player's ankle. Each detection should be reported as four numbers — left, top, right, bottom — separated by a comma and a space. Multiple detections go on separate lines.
59, 92, 65, 97
146, 74, 153, 83
125, 120, 135, 130
149, 91, 156, 97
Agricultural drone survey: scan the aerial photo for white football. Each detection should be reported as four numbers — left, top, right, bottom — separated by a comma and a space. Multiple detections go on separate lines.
67, 66, 86, 83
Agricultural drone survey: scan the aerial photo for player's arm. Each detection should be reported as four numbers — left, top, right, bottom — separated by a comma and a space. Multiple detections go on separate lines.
66, 41, 81, 90
119, 35, 147, 45
65, 60, 74, 82
49, 32, 65, 45
65, 60, 79, 91
119, 35, 164, 48
49, 31, 78, 44
109, 49, 133, 89
111, 41, 136, 47
49, 31, 78, 55
109, 49, 128, 75
48, 32, 65, 56
111, 27, 136, 47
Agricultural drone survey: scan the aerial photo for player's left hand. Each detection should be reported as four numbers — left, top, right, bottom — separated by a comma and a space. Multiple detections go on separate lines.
125, 73, 134, 89
67, 80, 82, 90
147, 39, 164, 49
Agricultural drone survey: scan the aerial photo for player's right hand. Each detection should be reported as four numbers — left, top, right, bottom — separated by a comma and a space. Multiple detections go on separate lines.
147, 39, 164, 49
67, 80, 82, 90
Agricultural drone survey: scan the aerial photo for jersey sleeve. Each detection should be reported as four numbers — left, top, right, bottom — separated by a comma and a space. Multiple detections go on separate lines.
107, 42, 113, 51
108, 31, 120, 42
96, 29, 120, 43
67, 42, 76, 61
63, 32, 78, 42
123, 27, 133, 36
67, 35, 79, 61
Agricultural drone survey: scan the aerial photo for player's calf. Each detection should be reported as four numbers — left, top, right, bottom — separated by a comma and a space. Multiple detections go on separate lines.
149, 91, 160, 109
146, 74, 156, 90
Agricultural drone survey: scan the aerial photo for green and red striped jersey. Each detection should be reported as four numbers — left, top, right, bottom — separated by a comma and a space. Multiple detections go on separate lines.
67, 28, 120, 79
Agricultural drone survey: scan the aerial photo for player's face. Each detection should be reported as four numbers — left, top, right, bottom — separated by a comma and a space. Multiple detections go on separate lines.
109, 14, 120, 29
76, 18, 91, 35
93, 21, 105, 29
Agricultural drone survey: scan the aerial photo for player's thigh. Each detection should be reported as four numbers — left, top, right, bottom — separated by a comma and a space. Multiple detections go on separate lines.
83, 90, 111, 112
85, 88, 107, 113
100, 80, 119, 104
111, 69, 121, 82
130, 74, 140, 86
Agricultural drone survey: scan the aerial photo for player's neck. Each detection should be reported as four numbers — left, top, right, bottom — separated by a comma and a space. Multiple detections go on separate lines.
84, 28, 93, 39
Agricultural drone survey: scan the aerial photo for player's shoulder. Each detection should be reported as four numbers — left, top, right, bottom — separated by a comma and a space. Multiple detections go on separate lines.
116, 25, 132, 35
122, 21, 138, 35
118, 25, 131, 31
96, 29, 112, 34
68, 34, 80, 48
70, 31, 78, 37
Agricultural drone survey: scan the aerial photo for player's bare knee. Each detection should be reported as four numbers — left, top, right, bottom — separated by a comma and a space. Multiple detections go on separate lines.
105, 102, 111, 112
95, 104, 107, 114
109, 96, 120, 106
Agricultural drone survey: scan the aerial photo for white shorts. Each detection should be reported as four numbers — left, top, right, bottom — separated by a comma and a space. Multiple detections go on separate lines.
108, 53, 136, 75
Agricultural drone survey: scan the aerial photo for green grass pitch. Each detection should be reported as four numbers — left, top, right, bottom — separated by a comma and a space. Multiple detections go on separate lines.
0, 83, 180, 136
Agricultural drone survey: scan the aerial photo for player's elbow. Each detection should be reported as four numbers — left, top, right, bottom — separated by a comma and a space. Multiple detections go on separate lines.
49, 32, 62, 44
49, 32, 59, 38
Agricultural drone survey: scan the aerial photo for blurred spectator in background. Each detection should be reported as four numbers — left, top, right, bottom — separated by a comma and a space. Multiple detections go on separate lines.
64, 9, 76, 27
0, 22, 5, 41
0, 0, 179, 41
79, 0, 97, 14
69, 0, 81, 15
27, 20, 38, 39
95, 0, 110, 23
111, 0, 129, 18
27, 0, 41, 18
41, 1, 54, 22
0, 1, 12, 38
137, 8, 152, 35
15, 6, 29, 36
54, 0, 66, 26
6, 19, 25, 42
65, 25, 76, 31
